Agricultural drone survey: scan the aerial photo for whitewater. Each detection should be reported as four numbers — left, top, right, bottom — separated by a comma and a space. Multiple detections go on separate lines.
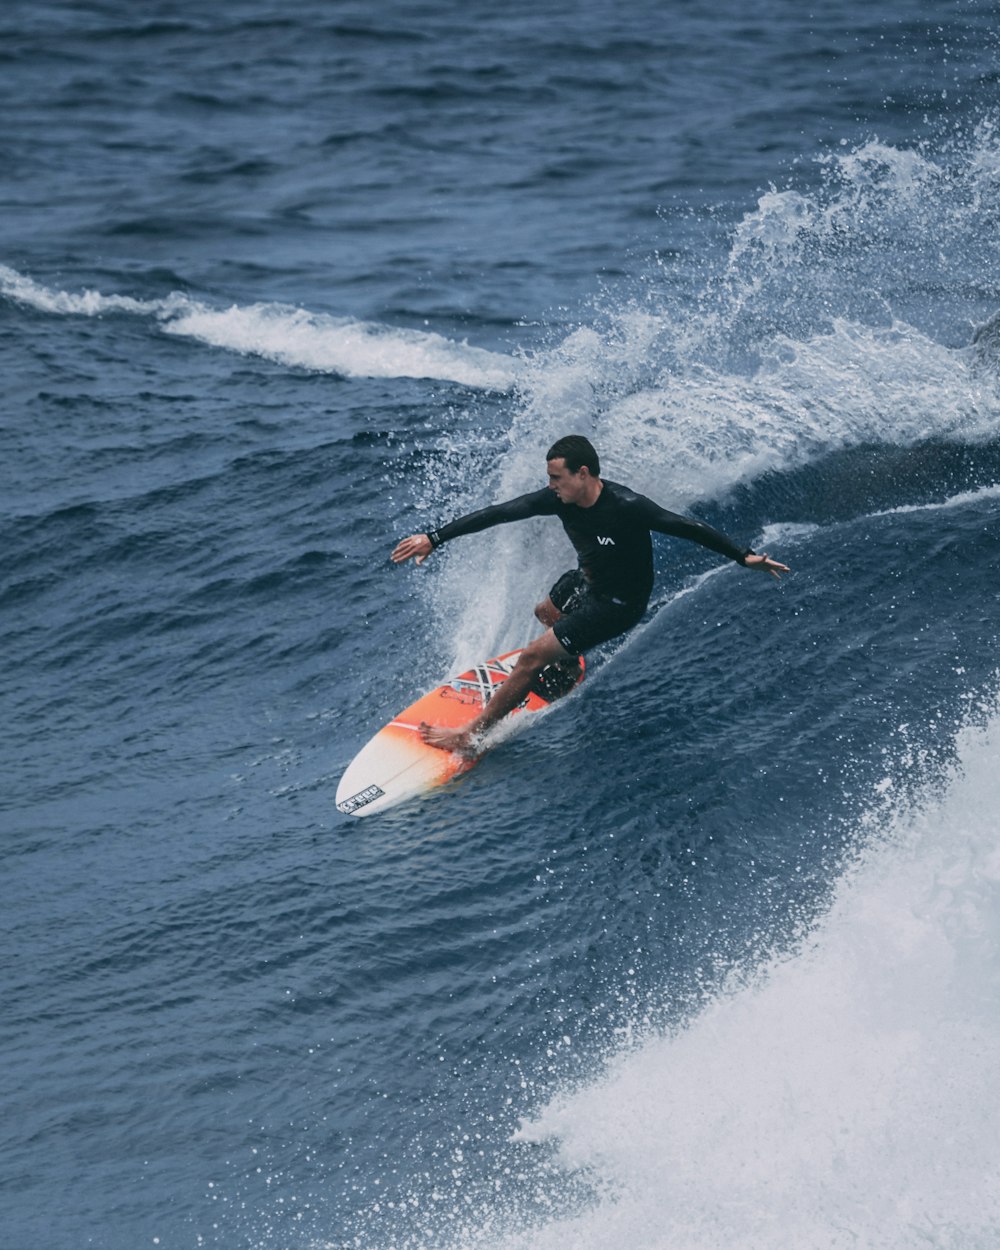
501, 703, 1000, 1250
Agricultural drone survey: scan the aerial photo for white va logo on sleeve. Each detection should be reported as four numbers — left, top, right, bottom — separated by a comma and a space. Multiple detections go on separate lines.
597, 535, 615, 546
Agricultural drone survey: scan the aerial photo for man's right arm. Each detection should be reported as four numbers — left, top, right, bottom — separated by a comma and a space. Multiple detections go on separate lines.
392, 488, 554, 565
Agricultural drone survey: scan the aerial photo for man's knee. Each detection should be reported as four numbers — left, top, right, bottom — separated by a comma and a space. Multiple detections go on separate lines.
516, 638, 554, 674
517, 631, 570, 675
534, 597, 560, 627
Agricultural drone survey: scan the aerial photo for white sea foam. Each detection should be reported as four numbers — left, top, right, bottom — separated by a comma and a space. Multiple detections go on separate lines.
873, 481, 1000, 518
517, 317, 997, 511
162, 301, 519, 389
0, 264, 519, 389
493, 701, 1000, 1250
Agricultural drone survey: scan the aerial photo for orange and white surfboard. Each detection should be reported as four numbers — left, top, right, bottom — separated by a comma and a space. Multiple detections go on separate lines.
336, 649, 584, 817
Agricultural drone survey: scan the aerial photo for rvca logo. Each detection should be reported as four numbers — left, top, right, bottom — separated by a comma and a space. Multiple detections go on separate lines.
597, 535, 615, 546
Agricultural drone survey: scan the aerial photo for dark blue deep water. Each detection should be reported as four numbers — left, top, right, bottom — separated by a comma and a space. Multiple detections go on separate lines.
4, 3, 1000, 1248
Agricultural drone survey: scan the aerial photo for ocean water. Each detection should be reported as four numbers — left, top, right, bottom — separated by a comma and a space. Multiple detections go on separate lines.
3, 2, 1000, 1248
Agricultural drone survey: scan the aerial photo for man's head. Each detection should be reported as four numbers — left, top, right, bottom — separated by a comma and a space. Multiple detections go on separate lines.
545, 435, 602, 506
545, 435, 600, 476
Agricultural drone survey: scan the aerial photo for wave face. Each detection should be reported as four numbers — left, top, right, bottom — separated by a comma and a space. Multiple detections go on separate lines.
3, 2, 1000, 1249
508, 705, 1000, 1250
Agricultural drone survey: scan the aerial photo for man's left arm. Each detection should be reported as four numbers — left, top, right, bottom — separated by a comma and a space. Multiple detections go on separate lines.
640, 498, 789, 579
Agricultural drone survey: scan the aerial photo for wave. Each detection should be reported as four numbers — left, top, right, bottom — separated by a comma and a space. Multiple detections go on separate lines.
425, 133, 1000, 1250
500, 694, 1000, 1250
417, 123, 1000, 667
873, 480, 1000, 517
0, 264, 519, 389
425, 307, 1000, 671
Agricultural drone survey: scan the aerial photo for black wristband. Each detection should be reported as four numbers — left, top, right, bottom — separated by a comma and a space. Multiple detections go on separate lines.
427, 530, 443, 549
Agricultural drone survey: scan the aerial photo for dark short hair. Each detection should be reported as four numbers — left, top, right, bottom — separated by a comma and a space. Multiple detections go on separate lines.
546, 435, 600, 476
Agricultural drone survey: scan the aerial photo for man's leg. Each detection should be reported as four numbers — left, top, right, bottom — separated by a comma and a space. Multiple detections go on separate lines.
532, 595, 588, 699
420, 628, 572, 754
534, 596, 561, 628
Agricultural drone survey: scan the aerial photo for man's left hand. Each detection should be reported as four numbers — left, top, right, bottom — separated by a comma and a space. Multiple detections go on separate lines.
745, 553, 789, 579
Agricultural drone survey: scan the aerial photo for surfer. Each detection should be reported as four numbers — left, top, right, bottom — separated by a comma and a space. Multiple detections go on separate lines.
391, 435, 788, 753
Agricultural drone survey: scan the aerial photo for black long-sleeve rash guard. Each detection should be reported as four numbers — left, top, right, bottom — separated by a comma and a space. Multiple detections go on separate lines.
428, 480, 752, 611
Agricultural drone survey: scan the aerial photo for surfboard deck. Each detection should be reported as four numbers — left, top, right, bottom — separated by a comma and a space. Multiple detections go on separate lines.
336, 649, 584, 817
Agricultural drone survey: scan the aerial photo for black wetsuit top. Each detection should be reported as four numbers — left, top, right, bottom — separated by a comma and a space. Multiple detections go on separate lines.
428, 480, 752, 611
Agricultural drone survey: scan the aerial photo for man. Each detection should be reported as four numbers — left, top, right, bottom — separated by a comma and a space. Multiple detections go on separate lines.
391, 435, 788, 753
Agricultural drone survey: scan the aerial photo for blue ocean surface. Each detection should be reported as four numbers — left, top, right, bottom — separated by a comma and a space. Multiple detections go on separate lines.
3, 2, 1000, 1247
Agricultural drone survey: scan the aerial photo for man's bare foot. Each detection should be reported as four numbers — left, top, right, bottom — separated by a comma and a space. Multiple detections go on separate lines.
419, 722, 480, 756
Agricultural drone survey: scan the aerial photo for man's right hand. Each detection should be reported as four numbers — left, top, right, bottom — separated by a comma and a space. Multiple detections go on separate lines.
391, 534, 434, 565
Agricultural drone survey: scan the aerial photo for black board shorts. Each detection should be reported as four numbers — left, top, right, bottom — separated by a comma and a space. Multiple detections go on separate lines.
548, 568, 644, 657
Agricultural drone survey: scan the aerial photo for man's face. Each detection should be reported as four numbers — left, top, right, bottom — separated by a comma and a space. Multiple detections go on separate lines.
547, 457, 590, 504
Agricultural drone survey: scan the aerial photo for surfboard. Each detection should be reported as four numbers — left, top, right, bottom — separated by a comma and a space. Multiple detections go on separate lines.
336, 649, 584, 817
